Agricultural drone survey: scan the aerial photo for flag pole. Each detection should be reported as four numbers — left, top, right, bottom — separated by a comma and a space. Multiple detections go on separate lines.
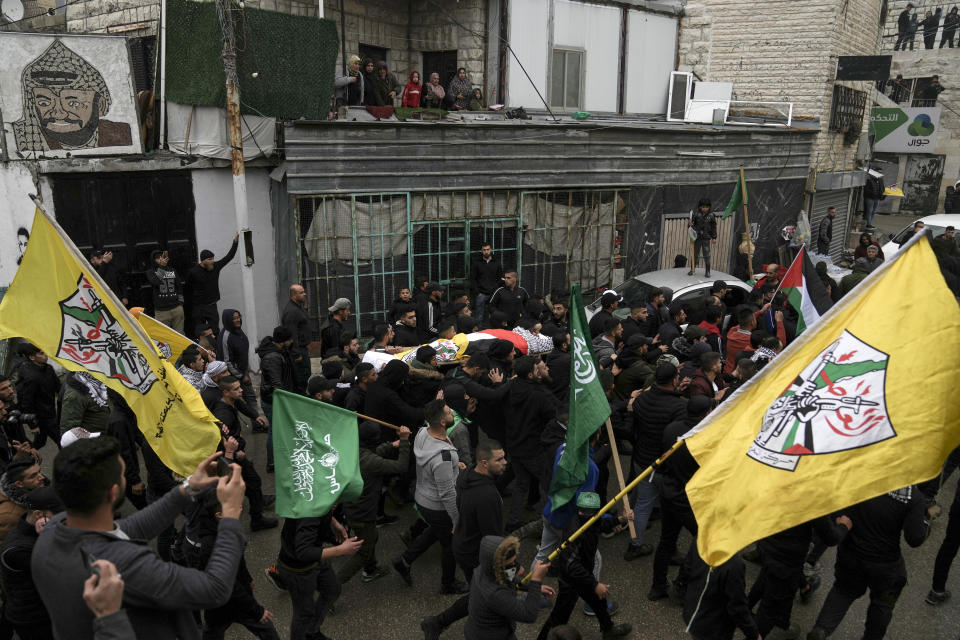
739, 166, 754, 277
521, 438, 685, 584
603, 418, 636, 538
354, 411, 402, 433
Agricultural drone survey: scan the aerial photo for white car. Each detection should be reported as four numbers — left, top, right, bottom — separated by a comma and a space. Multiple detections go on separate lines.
880, 214, 960, 257
585, 268, 753, 329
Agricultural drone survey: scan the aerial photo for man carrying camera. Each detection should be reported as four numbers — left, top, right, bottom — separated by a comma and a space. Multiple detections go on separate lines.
14, 344, 59, 450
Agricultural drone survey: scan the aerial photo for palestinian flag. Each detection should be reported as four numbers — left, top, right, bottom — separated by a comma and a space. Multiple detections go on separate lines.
776, 246, 833, 335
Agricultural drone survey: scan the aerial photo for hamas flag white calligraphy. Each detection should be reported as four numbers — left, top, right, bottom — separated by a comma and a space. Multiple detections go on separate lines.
272, 389, 363, 518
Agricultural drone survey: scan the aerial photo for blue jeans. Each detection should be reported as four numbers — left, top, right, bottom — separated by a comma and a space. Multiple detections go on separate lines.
864, 198, 880, 228
261, 400, 273, 468
630, 475, 660, 545
475, 293, 491, 327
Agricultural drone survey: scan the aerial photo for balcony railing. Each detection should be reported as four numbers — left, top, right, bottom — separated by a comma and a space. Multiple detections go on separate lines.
881, 2, 960, 52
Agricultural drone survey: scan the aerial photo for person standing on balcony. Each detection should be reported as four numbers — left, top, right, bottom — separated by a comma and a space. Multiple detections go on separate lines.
402, 71, 422, 108
448, 68, 473, 111
361, 59, 383, 107
942, 6, 959, 47
470, 242, 503, 328
922, 9, 941, 49
422, 72, 446, 109
895, 3, 915, 50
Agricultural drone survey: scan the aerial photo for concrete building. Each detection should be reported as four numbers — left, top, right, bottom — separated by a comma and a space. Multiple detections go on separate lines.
1, 0, 890, 347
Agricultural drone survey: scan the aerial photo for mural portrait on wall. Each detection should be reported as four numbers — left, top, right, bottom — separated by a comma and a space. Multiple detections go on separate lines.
0, 33, 142, 157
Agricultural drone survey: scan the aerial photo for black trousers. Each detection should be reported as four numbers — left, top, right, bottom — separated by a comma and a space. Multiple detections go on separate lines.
402, 505, 457, 587
932, 479, 960, 591
894, 33, 913, 50
537, 578, 613, 640
279, 561, 341, 640
507, 455, 544, 526
337, 520, 379, 583
814, 552, 907, 640
193, 302, 220, 336
29, 418, 60, 451
692, 238, 711, 269
203, 608, 279, 640
436, 564, 476, 628
748, 555, 804, 636
240, 457, 265, 518
652, 492, 698, 590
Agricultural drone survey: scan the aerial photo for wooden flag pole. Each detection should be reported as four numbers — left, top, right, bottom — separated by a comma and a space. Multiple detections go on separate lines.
740, 165, 754, 277
521, 438, 685, 584
604, 418, 637, 539
354, 411, 403, 433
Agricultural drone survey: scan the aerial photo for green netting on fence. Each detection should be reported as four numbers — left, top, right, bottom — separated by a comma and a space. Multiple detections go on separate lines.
165, 0, 338, 120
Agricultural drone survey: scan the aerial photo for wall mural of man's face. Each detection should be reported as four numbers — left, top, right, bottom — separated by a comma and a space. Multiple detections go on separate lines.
31, 87, 104, 147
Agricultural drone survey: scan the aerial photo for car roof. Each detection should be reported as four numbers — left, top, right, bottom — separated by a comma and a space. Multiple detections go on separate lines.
904, 214, 960, 227
630, 268, 751, 292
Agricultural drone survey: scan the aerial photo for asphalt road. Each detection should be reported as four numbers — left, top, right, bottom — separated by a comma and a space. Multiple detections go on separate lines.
211, 430, 960, 640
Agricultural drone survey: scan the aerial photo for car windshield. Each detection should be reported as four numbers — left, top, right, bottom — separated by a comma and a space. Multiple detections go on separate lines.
892, 224, 945, 246
617, 278, 659, 308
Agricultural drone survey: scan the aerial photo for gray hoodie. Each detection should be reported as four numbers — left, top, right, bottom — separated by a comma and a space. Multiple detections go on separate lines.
413, 425, 460, 522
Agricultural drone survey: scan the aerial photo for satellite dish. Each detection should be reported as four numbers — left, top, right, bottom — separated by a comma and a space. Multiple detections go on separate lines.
1, 0, 24, 22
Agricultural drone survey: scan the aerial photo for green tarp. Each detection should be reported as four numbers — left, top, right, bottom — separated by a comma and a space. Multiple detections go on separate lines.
165, 0, 338, 120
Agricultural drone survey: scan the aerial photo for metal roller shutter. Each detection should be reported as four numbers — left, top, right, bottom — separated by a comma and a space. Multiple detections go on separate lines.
659, 213, 736, 272
809, 189, 851, 263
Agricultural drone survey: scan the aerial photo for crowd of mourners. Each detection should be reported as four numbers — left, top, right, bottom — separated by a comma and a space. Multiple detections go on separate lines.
0, 228, 958, 640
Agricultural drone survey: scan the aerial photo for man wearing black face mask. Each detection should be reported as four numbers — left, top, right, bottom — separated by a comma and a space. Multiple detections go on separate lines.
536, 492, 632, 640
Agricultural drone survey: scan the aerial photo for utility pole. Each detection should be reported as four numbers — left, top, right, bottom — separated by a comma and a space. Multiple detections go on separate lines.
215, 0, 259, 367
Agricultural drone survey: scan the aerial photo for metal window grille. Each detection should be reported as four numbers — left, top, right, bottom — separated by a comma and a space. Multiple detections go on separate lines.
294, 188, 628, 338
829, 85, 867, 143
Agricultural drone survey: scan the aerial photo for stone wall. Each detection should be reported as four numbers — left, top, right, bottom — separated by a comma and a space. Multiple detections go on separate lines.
678, 0, 885, 172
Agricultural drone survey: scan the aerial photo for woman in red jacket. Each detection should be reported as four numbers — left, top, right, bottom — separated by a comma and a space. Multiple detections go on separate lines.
402, 70, 422, 108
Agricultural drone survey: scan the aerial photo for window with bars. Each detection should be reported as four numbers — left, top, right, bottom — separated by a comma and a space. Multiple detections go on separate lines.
550, 48, 584, 111
830, 84, 867, 145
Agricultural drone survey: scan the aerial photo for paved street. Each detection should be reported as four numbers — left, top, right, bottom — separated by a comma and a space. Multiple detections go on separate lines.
196, 429, 959, 640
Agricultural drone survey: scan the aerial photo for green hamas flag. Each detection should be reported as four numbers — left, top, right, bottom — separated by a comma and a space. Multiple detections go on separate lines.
272, 389, 363, 518
548, 285, 611, 511
723, 175, 747, 220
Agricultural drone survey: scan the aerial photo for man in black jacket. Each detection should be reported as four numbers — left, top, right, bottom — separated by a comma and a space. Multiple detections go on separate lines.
863, 168, 885, 230
281, 284, 311, 393
212, 377, 277, 532
683, 551, 759, 640
625, 363, 688, 561
276, 514, 362, 640
470, 242, 503, 328
14, 343, 59, 449
421, 441, 508, 639
146, 249, 184, 332
339, 421, 410, 585
185, 233, 238, 336
540, 298, 569, 338
393, 307, 421, 348
808, 487, 930, 640
504, 356, 557, 529
90, 249, 128, 306
320, 298, 351, 359
895, 3, 915, 50
417, 283, 444, 342
255, 326, 297, 473
488, 272, 529, 327
817, 207, 836, 255
0, 486, 63, 640
688, 199, 717, 277
588, 291, 622, 339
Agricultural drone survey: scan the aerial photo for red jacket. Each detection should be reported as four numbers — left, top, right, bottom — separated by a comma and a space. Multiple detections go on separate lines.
724, 326, 753, 373
402, 71, 422, 107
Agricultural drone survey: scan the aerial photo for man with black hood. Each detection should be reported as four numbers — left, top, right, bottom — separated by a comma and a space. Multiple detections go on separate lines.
256, 326, 298, 473
504, 356, 557, 530
545, 333, 571, 405
340, 421, 411, 586
443, 353, 510, 449
185, 233, 238, 336
625, 363, 687, 561
406, 346, 444, 408
217, 309, 260, 427
146, 249, 184, 332
421, 441, 508, 639
464, 535, 552, 640
364, 360, 425, 441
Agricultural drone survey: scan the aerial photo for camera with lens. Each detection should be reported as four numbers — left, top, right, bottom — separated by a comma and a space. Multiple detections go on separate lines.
2, 410, 37, 442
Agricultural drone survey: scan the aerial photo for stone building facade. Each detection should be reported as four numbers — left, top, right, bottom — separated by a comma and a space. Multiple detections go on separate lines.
677, 0, 886, 173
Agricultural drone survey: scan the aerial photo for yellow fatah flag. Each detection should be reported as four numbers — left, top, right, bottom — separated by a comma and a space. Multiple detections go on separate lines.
0, 208, 221, 476
130, 307, 195, 364
684, 233, 960, 566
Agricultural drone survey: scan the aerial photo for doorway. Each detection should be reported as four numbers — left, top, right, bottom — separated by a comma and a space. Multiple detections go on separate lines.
358, 43, 388, 66
421, 50, 459, 90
